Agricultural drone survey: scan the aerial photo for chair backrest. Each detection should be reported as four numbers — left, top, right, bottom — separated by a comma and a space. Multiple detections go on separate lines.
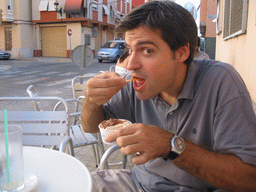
26, 85, 40, 111
72, 76, 92, 100
0, 97, 70, 147
27, 85, 82, 125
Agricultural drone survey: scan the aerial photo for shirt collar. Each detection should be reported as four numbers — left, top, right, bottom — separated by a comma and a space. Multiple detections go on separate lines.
178, 60, 199, 100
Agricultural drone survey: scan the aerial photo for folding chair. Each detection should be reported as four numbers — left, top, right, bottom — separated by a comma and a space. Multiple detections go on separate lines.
0, 97, 74, 156
71, 75, 131, 169
71, 76, 92, 100
27, 85, 104, 167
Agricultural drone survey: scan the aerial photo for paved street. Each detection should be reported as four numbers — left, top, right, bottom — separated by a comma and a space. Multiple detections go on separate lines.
0, 57, 134, 172
0, 57, 114, 98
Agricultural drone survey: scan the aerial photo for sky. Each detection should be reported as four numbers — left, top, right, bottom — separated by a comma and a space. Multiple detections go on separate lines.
176, 0, 200, 8
176, 0, 201, 29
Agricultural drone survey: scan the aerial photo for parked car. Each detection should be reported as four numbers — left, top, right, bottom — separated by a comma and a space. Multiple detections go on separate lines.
0, 51, 11, 60
97, 40, 126, 63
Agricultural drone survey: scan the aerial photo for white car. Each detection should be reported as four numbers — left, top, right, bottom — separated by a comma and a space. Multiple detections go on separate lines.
0, 51, 11, 60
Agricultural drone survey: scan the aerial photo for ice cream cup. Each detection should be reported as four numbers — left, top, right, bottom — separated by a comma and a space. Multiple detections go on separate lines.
99, 119, 132, 144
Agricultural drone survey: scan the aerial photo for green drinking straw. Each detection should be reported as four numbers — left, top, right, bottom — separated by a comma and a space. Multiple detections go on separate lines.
3, 109, 11, 184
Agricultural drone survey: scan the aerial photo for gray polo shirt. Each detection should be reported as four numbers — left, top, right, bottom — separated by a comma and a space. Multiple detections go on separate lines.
103, 60, 256, 191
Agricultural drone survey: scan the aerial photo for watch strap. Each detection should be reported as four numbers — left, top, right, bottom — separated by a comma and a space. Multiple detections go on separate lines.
163, 151, 179, 161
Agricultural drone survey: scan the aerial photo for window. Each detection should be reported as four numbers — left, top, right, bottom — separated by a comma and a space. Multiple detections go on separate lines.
7, 0, 12, 10
5, 27, 12, 51
92, 1, 98, 11
39, 0, 49, 11
110, 5, 115, 18
223, 0, 248, 40
92, 4, 98, 11
102, 5, 109, 15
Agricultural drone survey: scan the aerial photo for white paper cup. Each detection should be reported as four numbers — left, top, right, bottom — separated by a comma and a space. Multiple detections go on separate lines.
99, 119, 132, 144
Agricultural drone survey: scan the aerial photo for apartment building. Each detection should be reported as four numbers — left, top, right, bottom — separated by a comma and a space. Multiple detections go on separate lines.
0, 0, 34, 58
215, 0, 256, 103
199, 0, 217, 59
32, 0, 134, 58
0, 0, 145, 59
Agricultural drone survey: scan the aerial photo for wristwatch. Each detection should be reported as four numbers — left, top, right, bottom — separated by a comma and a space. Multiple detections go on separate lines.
164, 135, 185, 160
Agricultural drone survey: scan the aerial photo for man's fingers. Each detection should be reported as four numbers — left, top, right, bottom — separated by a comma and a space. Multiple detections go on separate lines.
104, 124, 136, 143
132, 153, 149, 165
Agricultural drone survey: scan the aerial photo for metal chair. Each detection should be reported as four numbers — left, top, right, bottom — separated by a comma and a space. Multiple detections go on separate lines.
0, 97, 74, 156
71, 75, 93, 101
71, 75, 131, 169
27, 85, 104, 167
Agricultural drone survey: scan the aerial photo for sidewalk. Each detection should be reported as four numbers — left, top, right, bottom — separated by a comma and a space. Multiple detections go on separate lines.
18, 57, 72, 63
0, 57, 98, 72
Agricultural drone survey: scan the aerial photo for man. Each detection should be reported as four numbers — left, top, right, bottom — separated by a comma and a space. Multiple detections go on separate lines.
82, 1, 256, 191
194, 37, 210, 60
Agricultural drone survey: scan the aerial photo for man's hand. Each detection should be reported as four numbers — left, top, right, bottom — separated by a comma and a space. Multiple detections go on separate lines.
86, 71, 126, 105
105, 123, 173, 165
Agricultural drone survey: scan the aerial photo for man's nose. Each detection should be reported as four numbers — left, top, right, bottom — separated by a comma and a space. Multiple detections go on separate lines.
126, 53, 141, 71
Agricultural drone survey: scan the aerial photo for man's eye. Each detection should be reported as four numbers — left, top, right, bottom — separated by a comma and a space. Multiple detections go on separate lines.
143, 49, 152, 54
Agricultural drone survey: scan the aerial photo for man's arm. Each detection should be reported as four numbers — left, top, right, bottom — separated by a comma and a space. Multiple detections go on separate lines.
106, 124, 256, 191
81, 96, 104, 133
81, 71, 126, 133
175, 140, 256, 192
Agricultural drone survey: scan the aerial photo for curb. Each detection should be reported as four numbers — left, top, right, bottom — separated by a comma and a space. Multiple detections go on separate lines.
17, 58, 72, 63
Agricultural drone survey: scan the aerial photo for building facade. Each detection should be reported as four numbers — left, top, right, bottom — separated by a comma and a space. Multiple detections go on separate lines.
0, 0, 34, 58
0, 0, 144, 59
199, 0, 217, 59
215, 0, 256, 103
32, 0, 134, 58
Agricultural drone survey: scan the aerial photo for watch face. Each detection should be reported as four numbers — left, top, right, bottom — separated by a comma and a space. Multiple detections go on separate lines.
174, 137, 185, 152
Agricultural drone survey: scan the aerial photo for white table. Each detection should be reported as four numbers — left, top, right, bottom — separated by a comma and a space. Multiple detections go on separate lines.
23, 146, 92, 192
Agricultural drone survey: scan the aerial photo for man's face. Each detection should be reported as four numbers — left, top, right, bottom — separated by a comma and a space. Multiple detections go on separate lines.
125, 26, 187, 101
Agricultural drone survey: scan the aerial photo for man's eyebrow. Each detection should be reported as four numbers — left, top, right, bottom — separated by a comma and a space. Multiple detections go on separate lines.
126, 41, 158, 48
137, 41, 157, 46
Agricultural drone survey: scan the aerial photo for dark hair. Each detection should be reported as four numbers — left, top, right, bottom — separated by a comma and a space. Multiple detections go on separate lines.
116, 1, 198, 65
119, 48, 129, 63
197, 37, 201, 47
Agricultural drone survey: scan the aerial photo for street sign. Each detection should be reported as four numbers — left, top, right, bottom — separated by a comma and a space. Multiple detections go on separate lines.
68, 29, 72, 36
71, 45, 94, 69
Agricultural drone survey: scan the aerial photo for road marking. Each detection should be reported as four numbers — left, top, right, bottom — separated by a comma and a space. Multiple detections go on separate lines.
15, 78, 42, 84
41, 78, 73, 86
21, 71, 41, 75
58, 72, 77, 76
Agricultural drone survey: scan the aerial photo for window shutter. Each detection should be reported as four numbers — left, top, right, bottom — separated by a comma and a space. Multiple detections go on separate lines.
223, 0, 248, 40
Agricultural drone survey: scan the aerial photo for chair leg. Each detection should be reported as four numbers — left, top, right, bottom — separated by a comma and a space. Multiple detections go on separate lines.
69, 141, 75, 157
98, 144, 121, 170
90, 144, 98, 167
122, 155, 127, 169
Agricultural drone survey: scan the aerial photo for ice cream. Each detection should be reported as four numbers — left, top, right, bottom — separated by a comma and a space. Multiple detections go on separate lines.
99, 118, 132, 144
99, 118, 131, 130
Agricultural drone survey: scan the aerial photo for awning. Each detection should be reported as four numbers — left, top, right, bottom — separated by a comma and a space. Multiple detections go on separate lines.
64, 0, 83, 14
48, 0, 56, 11
39, 0, 49, 11
102, 5, 109, 15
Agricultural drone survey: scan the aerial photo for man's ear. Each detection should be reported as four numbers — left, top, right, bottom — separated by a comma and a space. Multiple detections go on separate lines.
175, 43, 190, 63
